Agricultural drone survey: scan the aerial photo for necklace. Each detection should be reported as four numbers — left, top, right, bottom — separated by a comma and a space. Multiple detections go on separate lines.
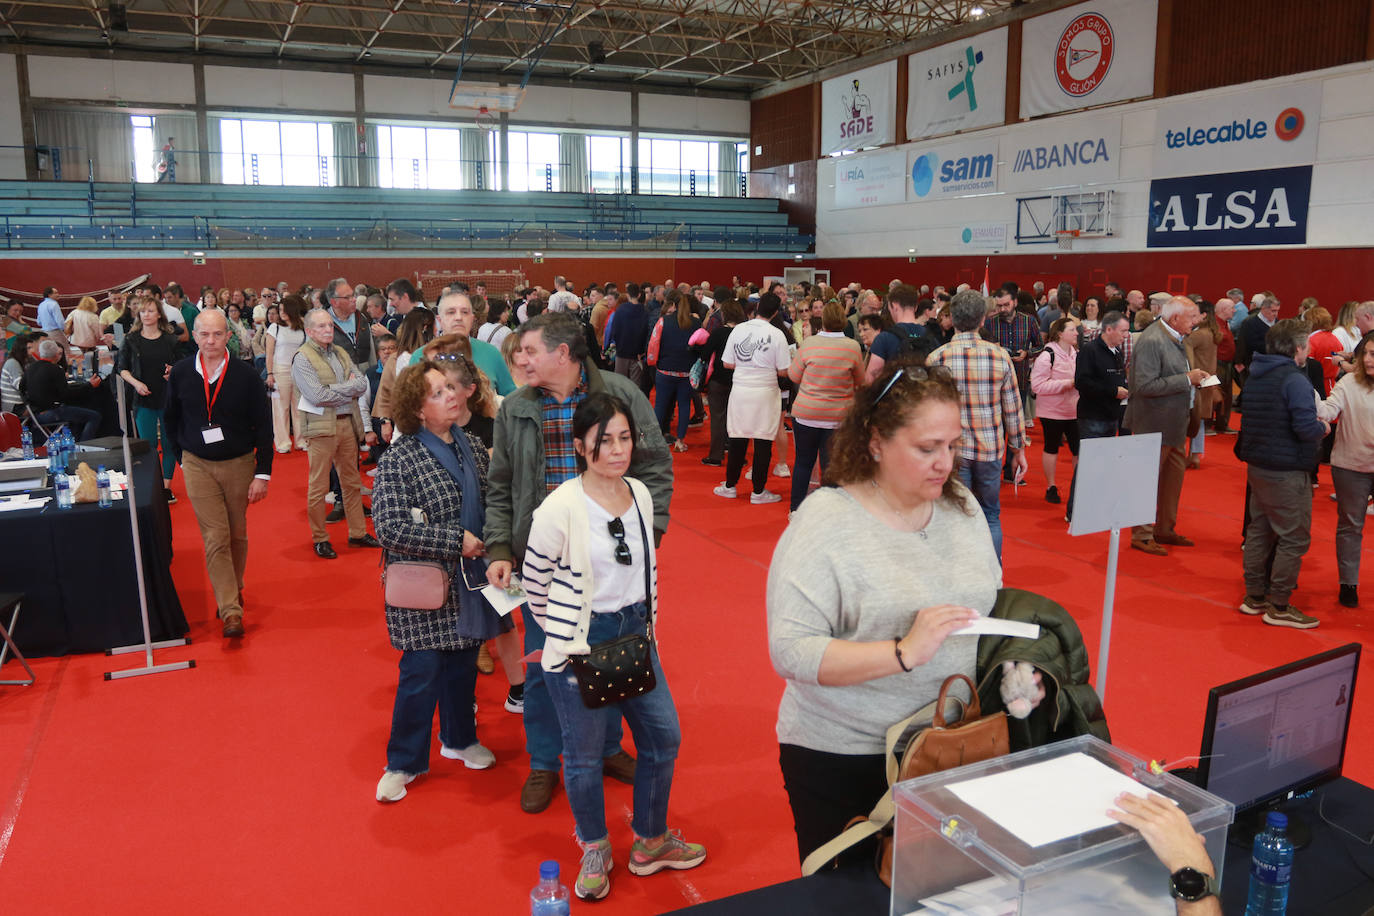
869, 479, 931, 538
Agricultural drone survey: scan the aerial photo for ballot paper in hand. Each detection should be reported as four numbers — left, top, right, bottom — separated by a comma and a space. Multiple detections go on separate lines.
298, 397, 325, 416
951, 618, 1040, 640
1199, 374, 1221, 388
481, 578, 528, 618
946, 752, 1161, 847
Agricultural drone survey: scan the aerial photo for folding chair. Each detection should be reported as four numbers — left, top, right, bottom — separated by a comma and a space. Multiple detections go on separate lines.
0, 592, 36, 687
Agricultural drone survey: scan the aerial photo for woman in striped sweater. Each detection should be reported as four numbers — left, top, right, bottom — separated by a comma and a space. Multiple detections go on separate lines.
786, 301, 865, 512
522, 392, 706, 901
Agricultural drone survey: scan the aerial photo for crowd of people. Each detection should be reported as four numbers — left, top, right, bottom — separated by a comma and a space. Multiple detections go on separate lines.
5, 269, 1368, 911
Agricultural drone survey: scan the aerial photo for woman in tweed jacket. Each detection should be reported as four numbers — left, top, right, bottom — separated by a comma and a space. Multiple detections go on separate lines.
371, 361, 498, 803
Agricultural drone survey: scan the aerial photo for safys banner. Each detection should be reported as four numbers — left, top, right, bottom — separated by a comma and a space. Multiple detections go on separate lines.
1020, 0, 1158, 118
906, 27, 1008, 141
1146, 166, 1313, 248
821, 60, 896, 155
1152, 82, 1321, 178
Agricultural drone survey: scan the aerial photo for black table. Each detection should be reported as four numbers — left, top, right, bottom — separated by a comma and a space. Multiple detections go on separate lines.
0, 448, 188, 657
675, 778, 1374, 915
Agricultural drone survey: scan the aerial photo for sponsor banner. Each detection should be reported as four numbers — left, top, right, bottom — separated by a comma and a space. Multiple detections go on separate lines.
1146, 166, 1312, 248
958, 222, 1008, 250
821, 60, 896, 155
907, 137, 1000, 202
906, 27, 1008, 140
1152, 82, 1321, 178
1020, 0, 1158, 118
834, 149, 907, 210
999, 116, 1120, 192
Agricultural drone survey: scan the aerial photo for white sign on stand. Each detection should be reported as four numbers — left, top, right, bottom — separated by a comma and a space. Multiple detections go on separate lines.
1069, 432, 1160, 703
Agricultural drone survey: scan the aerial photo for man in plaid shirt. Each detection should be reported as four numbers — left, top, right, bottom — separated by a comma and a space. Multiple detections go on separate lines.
984, 285, 1043, 416
929, 289, 1028, 561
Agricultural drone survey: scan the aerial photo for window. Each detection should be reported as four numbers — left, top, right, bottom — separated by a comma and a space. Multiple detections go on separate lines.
587, 135, 629, 193
374, 124, 471, 190
635, 136, 726, 196
507, 130, 560, 192
218, 118, 336, 187
131, 116, 156, 183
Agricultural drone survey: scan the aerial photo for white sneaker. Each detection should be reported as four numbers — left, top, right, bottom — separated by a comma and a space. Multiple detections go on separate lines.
751, 490, 782, 504
367, 467, 379, 478
773, 464, 791, 478
440, 742, 495, 769
713, 483, 737, 499
376, 770, 415, 802
744, 469, 752, 481
325, 492, 337, 505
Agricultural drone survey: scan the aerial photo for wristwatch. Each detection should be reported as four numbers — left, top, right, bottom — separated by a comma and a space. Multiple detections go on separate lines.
1168, 867, 1218, 902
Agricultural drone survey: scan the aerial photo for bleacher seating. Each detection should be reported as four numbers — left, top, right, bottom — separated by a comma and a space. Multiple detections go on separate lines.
0, 181, 813, 253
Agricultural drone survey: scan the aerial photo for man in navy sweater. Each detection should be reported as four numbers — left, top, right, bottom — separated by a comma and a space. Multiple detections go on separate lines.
164, 309, 273, 639
607, 282, 650, 390
1235, 319, 1329, 630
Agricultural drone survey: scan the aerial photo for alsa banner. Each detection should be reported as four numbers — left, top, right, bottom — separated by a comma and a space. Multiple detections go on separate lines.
906, 27, 1008, 141
1146, 166, 1313, 248
1020, 0, 1158, 118
907, 137, 1000, 202
1152, 82, 1321, 178
999, 115, 1121, 193
821, 60, 896, 155
834, 149, 907, 210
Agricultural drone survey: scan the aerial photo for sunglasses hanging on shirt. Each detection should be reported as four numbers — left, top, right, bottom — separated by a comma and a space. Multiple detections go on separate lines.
608, 517, 632, 566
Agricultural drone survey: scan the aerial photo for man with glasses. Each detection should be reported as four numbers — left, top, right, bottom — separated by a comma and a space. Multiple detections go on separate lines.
484, 310, 673, 815
927, 289, 1028, 561
412, 290, 516, 396
322, 277, 378, 522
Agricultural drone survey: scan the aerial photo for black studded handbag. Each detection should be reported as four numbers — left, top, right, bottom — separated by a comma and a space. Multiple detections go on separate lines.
566, 498, 657, 709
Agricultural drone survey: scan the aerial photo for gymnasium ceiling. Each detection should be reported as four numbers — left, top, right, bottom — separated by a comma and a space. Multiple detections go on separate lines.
0, 0, 1024, 94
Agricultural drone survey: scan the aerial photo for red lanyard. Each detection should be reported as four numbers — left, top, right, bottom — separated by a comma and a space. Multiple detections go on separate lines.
200, 353, 226, 424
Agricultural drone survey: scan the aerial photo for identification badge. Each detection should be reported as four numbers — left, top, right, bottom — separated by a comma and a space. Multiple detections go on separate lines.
202, 425, 225, 444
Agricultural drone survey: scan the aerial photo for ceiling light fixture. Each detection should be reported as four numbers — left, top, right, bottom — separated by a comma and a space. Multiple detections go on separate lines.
970, 4, 986, 17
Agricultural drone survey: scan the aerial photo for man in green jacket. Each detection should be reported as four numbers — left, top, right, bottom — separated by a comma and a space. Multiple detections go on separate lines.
485, 310, 674, 814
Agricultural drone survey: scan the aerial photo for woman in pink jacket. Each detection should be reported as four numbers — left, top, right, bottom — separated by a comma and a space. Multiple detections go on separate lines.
1030, 317, 1080, 505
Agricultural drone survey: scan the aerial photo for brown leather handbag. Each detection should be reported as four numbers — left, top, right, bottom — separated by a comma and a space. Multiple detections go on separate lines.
802, 673, 1010, 887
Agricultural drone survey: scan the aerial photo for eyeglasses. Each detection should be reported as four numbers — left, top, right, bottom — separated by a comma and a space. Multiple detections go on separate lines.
873, 365, 947, 404
608, 518, 632, 566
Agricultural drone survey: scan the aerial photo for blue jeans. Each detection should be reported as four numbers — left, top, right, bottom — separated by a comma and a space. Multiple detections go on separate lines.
38, 405, 100, 442
1068, 418, 1119, 520
654, 372, 694, 442
522, 603, 623, 773
790, 421, 833, 511
958, 460, 1003, 561
135, 406, 176, 481
543, 603, 680, 842
386, 645, 480, 775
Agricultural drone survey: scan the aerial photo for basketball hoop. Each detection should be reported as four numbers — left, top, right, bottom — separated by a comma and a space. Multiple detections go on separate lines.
449, 81, 525, 129
1055, 229, 1080, 249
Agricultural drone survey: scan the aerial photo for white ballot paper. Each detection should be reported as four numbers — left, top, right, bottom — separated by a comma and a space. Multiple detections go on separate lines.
298, 397, 325, 416
481, 579, 527, 618
951, 618, 1040, 640
1199, 374, 1220, 388
946, 752, 1160, 847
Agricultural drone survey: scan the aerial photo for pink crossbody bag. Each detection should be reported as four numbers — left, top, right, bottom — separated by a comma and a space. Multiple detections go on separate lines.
381, 559, 450, 611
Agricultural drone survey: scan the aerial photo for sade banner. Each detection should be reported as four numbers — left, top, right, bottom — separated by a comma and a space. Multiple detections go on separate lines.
906, 27, 1008, 141
821, 60, 896, 156
1020, 0, 1158, 119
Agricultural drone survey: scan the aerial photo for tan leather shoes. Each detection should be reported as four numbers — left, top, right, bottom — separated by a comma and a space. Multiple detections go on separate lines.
602, 749, 637, 785
1154, 533, 1195, 547
222, 613, 245, 638
476, 643, 495, 675
1130, 539, 1168, 557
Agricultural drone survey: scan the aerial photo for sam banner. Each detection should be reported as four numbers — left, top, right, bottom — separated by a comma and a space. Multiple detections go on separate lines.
834, 149, 907, 210
906, 27, 1008, 140
1146, 166, 1313, 249
821, 60, 896, 155
908, 136, 1000, 202
1020, 0, 1158, 118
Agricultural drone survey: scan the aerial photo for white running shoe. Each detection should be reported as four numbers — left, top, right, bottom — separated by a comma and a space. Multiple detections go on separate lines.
713, 483, 737, 499
750, 490, 782, 504
376, 770, 414, 802
440, 742, 496, 769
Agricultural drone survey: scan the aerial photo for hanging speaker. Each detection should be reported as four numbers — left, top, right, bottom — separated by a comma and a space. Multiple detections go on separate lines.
108, 3, 129, 32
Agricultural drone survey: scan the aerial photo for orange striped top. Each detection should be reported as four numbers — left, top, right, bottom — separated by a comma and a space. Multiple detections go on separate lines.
788, 332, 864, 429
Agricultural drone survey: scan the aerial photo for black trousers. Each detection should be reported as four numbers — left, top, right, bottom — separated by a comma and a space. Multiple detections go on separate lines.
779, 743, 888, 867
705, 379, 730, 462
725, 437, 772, 493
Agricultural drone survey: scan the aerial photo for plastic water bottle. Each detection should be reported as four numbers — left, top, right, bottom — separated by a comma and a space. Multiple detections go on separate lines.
20, 427, 33, 460
530, 860, 571, 916
47, 434, 63, 474
61, 428, 74, 464
1245, 811, 1293, 914
54, 471, 72, 509
96, 465, 111, 508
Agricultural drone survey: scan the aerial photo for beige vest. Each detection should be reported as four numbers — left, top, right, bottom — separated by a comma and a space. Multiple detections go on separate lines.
296, 342, 365, 441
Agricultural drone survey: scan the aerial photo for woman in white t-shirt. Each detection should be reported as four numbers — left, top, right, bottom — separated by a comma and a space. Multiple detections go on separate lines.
476, 299, 513, 350
264, 293, 309, 452
714, 293, 791, 504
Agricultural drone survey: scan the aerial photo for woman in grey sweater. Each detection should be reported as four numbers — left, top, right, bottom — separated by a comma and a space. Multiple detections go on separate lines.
766, 360, 1001, 865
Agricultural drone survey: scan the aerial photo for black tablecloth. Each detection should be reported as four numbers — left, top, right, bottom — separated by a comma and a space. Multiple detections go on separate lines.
675, 777, 1374, 915
0, 448, 188, 656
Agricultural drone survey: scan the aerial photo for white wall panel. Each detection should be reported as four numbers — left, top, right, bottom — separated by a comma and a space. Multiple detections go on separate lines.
28, 55, 194, 104
0, 56, 24, 178
639, 93, 748, 135
364, 75, 453, 118
206, 66, 353, 112
518, 85, 631, 128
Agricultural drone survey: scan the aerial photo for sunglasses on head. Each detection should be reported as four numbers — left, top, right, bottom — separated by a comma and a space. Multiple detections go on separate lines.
607, 518, 632, 566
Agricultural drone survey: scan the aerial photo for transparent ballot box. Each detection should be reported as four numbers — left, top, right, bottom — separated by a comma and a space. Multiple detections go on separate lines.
890, 735, 1233, 915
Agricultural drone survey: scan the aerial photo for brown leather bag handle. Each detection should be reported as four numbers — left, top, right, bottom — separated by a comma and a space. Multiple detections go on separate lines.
932, 673, 981, 728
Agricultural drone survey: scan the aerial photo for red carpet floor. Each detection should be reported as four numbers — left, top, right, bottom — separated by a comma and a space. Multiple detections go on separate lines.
1, 422, 1371, 914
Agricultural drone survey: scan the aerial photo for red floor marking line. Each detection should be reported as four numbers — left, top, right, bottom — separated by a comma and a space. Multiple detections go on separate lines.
0, 656, 70, 871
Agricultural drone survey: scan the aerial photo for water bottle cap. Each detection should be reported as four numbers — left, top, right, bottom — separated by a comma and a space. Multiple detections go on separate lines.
1266, 811, 1288, 829
538, 860, 559, 880
98, 465, 106, 472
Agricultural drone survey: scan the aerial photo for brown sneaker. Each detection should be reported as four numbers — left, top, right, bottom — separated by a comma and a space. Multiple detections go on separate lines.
520, 769, 558, 813
602, 749, 637, 785
1130, 539, 1168, 556
222, 613, 244, 638
1239, 595, 1274, 616
1263, 604, 1320, 630
1154, 532, 1195, 547
476, 643, 495, 675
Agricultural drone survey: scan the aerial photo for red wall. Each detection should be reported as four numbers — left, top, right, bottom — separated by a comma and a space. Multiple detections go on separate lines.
1, 247, 1369, 314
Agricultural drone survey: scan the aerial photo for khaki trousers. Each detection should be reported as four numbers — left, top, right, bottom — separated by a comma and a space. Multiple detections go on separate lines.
270, 369, 304, 451
307, 417, 366, 542
182, 451, 254, 620
1133, 442, 1188, 543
